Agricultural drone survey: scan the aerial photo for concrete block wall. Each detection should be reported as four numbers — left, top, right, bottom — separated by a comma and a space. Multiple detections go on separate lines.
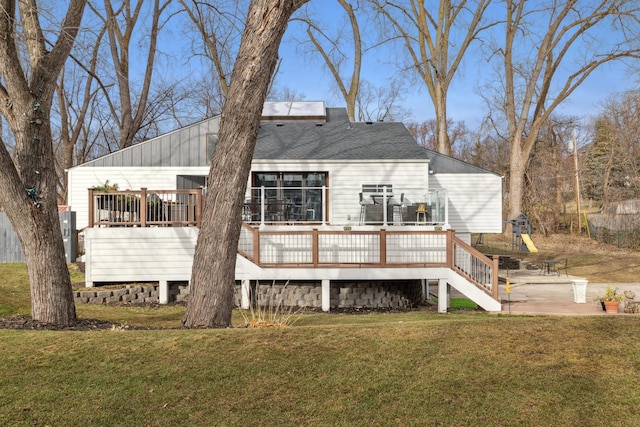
75, 280, 422, 309
241, 280, 422, 310
74, 284, 159, 304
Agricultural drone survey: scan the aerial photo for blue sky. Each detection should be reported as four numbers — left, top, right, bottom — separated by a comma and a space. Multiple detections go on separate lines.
269, 2, 638, 128
152, 1, 637, 130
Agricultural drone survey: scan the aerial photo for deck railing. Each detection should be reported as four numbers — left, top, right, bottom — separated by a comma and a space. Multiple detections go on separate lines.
88, 188, 203, 228
88, 185, 449, 227
452, 235, 500, 300
243, 185, 448, 226
238, 225, 498, 299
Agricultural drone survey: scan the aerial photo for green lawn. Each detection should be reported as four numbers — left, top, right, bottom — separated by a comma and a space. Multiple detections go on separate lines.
2, 263, 640, 426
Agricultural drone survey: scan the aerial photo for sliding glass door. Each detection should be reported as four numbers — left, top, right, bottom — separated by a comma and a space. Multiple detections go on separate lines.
251, 172, 327, 221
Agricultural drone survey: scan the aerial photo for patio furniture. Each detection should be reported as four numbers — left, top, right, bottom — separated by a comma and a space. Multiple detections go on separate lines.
359, 192, 374, 224
540, 259, 559, 275
390, 193, 404, 224
556, 259, 569, 276
370, 193, 394, 205
416, 203, 430, 223
267, 198, 291, 222
363, 204, 393, 224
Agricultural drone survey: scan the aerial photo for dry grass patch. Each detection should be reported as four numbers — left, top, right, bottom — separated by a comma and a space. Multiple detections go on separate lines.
480, 233, 640, 282
2, 316, 640, 426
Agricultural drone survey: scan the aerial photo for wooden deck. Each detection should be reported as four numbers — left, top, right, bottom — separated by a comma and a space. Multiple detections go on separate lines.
238, 225, 499, 301
83, 188, 499, 311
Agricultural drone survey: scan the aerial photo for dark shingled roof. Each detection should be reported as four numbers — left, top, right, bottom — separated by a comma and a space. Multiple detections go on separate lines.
76, 106, 496, 175
253, 108, 428, 160
421, 147, 499, 175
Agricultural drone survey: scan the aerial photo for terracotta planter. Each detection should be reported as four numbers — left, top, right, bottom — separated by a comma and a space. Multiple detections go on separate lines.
604, 301, 620, 314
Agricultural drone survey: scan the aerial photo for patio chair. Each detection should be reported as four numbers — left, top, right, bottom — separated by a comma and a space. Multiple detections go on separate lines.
555, 259, 569, 276
358, 192, 373, 224
389, 193, 404, 224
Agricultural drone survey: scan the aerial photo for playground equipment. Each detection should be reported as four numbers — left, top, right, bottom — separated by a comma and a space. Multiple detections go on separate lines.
507, 213, 538, 252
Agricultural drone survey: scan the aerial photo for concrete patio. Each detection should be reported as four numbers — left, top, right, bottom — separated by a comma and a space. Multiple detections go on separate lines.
496, 268, 640, 316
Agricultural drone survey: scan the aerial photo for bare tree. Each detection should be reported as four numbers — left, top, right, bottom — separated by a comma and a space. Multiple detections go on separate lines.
0, 0, 86, 326
370, 0, 494, 155
584, 90, 640, 206
301, 0, 362, 121
89, 0, 172, 149
355, 79, 410, 122
54, 25, 108, 203
490, 0, 640, 230
300, 1, 407, 122
177, 0, 246, 112
407, 118, 471, 157
182, 0, 309, 328
525, 115, 577, 234
266, 85, 308, 102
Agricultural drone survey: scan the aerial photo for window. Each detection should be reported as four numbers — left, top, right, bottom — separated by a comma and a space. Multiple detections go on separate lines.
362, 184, 393, 193
251, 172, 327, 221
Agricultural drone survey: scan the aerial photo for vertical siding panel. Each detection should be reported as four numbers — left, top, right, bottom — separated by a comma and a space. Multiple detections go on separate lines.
170, 131, 181, 166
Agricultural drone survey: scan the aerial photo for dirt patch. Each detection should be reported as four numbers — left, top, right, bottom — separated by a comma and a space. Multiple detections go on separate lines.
0, 315, 167, 331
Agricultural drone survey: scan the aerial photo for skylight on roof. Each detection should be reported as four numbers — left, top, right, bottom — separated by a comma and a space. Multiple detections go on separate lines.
261, 101, 326, 121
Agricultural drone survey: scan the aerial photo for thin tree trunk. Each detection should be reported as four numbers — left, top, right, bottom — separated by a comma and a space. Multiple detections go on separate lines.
434, 83, 451, 155
507, 135, 526, 228
183, 0, 309, 328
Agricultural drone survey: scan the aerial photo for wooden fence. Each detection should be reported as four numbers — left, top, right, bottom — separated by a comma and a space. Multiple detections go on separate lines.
0, 212, 76, 263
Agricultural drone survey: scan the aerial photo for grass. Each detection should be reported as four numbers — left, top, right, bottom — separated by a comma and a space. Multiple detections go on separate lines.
2, 237, 640, 426
478, 232, 640, 283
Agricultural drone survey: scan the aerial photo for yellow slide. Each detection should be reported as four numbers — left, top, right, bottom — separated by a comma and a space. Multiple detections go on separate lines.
521, 233, 538, 253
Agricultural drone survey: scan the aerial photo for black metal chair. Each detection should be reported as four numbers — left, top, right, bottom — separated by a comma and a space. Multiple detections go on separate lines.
555, 259, 569, 276
359, 192, 373, 224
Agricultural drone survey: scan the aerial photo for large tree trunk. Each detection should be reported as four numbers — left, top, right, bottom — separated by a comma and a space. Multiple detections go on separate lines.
0, 110, 77, 325
182, 0, 309, 328
0, 0, 86, 326
506, 134, 528, 236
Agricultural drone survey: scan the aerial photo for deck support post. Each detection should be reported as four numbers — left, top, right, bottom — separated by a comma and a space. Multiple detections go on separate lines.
438, 278, 449, 313
159, 280, 168, 304
321, 279, 330, 312
241, 279, 250, 309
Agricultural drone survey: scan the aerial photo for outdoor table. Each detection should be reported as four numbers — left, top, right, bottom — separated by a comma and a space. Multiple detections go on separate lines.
370, 194, 394, 205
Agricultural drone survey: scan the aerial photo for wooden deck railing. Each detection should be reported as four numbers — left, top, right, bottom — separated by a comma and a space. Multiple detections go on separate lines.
238, 225, 499, 299
452, 235, 500, 300
88, 188, 203, 228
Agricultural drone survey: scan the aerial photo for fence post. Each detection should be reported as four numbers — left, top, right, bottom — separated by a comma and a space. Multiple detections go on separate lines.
312, 229, 319, 267
492, 255, 499, 300
195, 188, 203, 227
446, 229, 454, 269
140, 188, 147, 227
88, 188, 95, 228
380, 229, 387, 266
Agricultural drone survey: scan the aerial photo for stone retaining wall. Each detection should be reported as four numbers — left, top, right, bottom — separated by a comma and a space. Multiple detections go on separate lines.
75, 280, 423, 309
74, 284, 161, 304
247, 280, 422, 309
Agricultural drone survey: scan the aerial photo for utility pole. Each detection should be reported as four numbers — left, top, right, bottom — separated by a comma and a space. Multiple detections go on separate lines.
573, 128, 581, 233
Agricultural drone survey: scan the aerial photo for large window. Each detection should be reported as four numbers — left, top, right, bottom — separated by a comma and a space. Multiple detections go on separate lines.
251, 172, 327, 221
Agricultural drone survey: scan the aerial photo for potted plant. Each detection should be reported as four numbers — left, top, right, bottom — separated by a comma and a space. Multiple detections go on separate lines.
93, 181, 119, 210
601, 285, 625, 313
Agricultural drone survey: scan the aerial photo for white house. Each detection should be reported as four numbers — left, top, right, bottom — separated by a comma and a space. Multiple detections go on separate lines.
67, 101, 503, 313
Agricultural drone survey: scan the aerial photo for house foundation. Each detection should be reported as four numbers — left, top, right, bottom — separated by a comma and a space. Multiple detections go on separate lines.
74, 280, 423, 310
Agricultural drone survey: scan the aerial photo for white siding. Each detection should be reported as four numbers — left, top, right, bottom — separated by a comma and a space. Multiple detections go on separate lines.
430, 174, 503, 233
70, 159, 430, 229
68, 161, 503, 233
250, 159, 430, 225
68, 166, 210, 229
84, 227, 198, 284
